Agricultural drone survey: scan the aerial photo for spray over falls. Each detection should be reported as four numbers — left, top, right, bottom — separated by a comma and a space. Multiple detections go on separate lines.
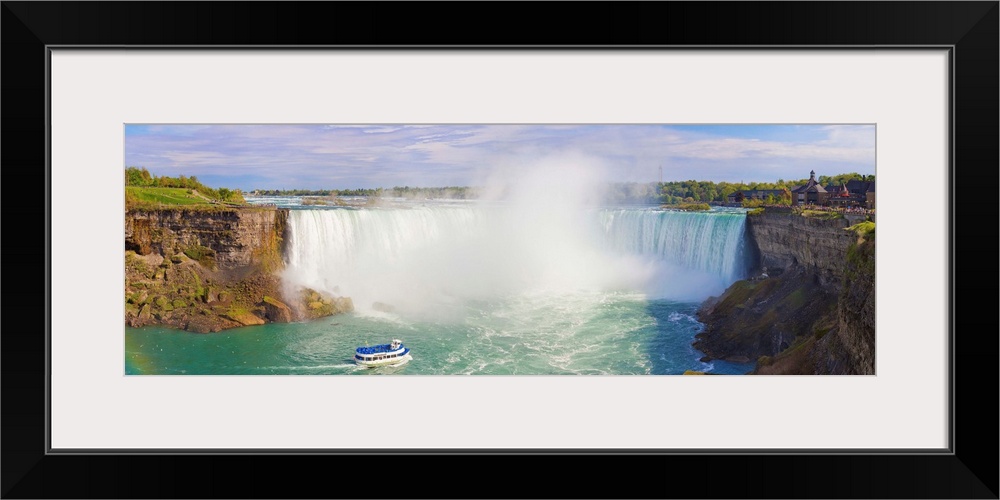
282, 204, 750, 319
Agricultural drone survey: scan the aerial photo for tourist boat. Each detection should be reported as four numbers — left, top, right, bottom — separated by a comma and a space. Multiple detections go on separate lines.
354, 339, 411, 367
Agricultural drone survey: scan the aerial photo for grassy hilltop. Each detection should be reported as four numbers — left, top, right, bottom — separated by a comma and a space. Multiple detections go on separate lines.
125, 167, 247, 210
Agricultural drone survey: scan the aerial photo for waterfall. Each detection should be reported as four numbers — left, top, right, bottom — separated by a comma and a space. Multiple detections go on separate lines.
596, 209, 749, 284
283, 204, 749, 315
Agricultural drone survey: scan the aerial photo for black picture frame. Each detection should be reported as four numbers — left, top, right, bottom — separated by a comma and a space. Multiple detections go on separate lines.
3, 2, 996, 498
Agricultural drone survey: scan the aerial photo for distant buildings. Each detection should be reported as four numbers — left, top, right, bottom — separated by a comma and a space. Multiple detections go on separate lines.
823, 177, 876, 209
728, 170, 875, 209
828, 183, 854, 208
790, 170, 829, 206
725, 189, 786, 204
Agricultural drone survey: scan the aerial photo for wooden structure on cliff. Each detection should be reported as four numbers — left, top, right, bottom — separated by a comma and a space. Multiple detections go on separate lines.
791, 170, 829, 206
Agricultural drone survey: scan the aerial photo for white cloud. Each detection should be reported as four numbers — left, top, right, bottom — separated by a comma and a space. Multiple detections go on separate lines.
126, 124, 876, 189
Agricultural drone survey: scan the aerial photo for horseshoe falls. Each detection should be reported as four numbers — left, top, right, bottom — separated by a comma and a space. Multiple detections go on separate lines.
126, 202, 756, 375
284, 205, 749, 313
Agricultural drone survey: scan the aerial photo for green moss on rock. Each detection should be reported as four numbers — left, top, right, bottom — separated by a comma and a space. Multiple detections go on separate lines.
223, 307, 265, 326
845, 221, 875, 240
183, 244, 217, 269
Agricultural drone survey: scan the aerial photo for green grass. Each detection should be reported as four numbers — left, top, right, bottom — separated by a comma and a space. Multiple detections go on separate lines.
126, 186, 252, 210
846, 221, 875, 239
800, 209, 844, 220
664, 202, 711, 212
127, 187, 209, 207
301, 197, 329, 206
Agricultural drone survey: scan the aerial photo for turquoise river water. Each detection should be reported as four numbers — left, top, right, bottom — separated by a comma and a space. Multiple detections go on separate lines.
125, 200, 756, 375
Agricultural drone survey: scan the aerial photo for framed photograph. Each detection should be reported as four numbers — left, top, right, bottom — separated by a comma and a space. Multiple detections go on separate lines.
3, 2, 996, 498
120, 121, 876, 380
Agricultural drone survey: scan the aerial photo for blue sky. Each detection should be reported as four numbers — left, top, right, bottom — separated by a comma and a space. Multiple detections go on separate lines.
124, 124, 875, 191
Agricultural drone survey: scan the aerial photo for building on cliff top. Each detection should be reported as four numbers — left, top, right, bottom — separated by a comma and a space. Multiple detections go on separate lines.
828, 183, 853, 208
823, 178, 876, 209
791, 170, 828, 206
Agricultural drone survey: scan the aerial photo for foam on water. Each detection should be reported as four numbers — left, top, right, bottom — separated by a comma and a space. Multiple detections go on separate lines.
126, 195, 757, 375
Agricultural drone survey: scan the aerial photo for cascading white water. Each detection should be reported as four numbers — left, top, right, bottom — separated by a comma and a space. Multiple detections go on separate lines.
282, 203, 749, 319
596, 209, 749, 284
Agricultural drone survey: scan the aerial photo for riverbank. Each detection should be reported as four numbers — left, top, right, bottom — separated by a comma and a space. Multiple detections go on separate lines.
124, 206, 353, 333
693, 208, 875, 374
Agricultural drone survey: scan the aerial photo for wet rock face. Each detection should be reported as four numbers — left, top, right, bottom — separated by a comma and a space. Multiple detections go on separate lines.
745, 211, 856, 284
124, 207, 351, 333
835, 237, 876, 374
125, 207, 288, 270
696, 211, 876, 375
262, 296, 294, 323
693, 269, 838, 363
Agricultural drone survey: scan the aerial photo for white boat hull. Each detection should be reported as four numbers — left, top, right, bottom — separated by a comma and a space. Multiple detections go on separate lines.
354, 342, 411, 367
356, 353, 412, 368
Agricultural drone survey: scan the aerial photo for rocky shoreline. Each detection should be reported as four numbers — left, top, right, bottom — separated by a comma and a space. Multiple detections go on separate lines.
125, 204, 876, 373
693, 209, 876, 374
125, 206, 353, 333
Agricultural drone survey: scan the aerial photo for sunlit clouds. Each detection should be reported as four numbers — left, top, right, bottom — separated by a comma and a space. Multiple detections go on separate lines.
125, 124, 876, 190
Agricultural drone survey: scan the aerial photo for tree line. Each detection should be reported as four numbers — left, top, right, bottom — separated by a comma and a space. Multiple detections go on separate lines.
125, 167, 245, 203
252, 186, 478, 199
655, 172, 873, 205
239, 171, 875, 205
252, 188, 379, 196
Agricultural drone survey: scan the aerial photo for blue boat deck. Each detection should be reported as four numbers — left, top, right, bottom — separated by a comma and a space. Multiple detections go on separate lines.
357, 342, 405, 354
356, 343, 403, 355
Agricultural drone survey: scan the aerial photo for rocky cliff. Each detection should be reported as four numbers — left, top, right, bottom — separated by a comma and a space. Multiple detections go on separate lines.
744, 208, 857, 284
694, 209, 875, 374
124, 206, 352, 333
125, 207, 287, 270
818, 232, 876, 374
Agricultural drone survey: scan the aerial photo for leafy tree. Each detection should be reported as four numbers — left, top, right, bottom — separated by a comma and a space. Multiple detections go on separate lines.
125, 166, 153, 186
124, 167, 245, 204
779, 187, 792, 205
